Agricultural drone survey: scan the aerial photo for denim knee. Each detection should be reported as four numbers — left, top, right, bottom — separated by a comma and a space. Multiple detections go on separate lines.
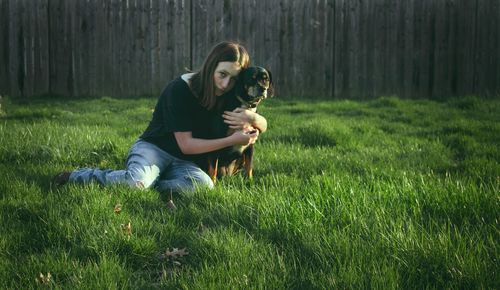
189, 171, 214, 190
127, 165, 161, 189
155, 170, 214, 193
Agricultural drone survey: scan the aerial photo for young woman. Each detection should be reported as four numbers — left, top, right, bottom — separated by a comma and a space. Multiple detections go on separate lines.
53, 41, 267, 192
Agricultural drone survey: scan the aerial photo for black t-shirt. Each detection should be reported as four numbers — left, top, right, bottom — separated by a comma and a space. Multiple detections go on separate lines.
140, 76, 213, 162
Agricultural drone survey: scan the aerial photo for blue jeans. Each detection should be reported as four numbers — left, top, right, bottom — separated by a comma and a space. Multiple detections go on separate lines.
69, 139, 214, 193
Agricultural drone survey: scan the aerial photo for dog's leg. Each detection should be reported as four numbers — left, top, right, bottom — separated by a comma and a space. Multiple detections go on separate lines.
242, 145, 254, 179
207, 157, 219, 183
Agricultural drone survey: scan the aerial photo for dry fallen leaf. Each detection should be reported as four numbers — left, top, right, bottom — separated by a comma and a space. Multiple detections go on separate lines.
164, 247, 189, 258
121, 221, 132, 236
197, 222, 208, 235
114, 204, 122, 215
166, 200, 177, 211
36, 272, 52, 285
166, 191, 177, 212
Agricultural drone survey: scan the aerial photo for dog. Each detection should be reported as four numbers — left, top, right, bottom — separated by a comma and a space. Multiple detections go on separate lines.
202, 66, 273, 182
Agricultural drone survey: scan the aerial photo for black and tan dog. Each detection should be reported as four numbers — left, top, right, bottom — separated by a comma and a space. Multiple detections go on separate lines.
202, 66, 273, 182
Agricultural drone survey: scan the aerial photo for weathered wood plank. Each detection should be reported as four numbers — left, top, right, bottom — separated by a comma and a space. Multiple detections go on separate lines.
24, 0, 35, 97
373, 0, 385, 97
0, 0, 9, 95
401, 0, 414, 98
10, 0, 23, 97
363, 0, 375, 98
387, 0, 399, 97
175, 0, 191, 83
476, 0, 498, 96
456, 0, 477, 96
333, 0, 345, 98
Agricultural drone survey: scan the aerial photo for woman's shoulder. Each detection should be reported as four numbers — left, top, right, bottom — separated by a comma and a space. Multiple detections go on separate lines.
164, 75, 192, 96
160, 75, 198, 107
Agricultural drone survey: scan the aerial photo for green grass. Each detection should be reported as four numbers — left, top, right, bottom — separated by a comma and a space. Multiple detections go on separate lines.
0, 95, 498, 289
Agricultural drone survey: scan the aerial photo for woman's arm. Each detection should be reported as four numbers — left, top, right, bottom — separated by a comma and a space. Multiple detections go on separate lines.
174, 130, 259, 155
222, 108, 268, 133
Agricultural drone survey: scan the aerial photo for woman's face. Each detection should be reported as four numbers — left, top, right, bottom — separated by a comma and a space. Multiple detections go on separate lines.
213, 61, 241, 96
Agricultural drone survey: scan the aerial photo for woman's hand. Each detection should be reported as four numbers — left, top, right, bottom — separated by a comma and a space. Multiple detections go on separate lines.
223, 108, 255, 130
230, 127, 259, 146
223, 108, 267, 132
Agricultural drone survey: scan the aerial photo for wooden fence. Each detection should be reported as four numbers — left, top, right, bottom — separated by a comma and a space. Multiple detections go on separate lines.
0, 0, 499, 99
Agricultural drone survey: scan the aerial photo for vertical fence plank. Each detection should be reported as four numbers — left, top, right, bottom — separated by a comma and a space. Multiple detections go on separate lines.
79, 0, 90, 97
372, 0, 385, 97
191, 0, 205, 68
175, 0, 191, 84
106, 0, 113, 96
455, 0, 466, 96
131, 0, 140, 96
130, 0, 139, 96
75, 1, 85, 97
33, 0, 48, 97
121, 0, 131, 97
315, 0, 334, 99
358, 0, 368, 98
115, 0, 124, 96
25, 0, 35, 97
456, 0, 477, 96
445, 0, 457, 97
150, 0, 159, 95
497, 0, 500, 96
326, 0, 334, 98
140, 0, 149, 95
70, 0, 80, 97
85, 0, 93, 97
262, 0, 273, 71
432, 0, 443, 98
395, 0, 405, 97
158, 0, 168, 86
106, 0, 114, 96
49, 0, 73, 97
286, 0, 295, 95
413, 0, 429, 97
273, 0, 288, 95
277, 0, 288, 97
402, 0, 414, 98
290, 0, 304, 97
0, 0, 8, 95
348, 0, 360, 98
8, 0, 21, 97
333, 0, 344, 98
363, 0, 374, 98
94, 0, 104, 96
387, 0, 399, 97
476, 0, 498, 96
167, 0, 176, 81
104, 0, 113, 96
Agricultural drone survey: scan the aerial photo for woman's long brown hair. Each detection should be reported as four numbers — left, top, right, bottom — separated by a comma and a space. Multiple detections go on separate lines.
189, 41, 250, 110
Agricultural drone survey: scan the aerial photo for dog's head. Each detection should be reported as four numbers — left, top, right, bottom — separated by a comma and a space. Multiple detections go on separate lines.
235, 66, 274, 108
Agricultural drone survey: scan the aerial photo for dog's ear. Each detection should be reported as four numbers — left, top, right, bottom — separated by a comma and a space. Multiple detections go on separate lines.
266, 68, 275, 97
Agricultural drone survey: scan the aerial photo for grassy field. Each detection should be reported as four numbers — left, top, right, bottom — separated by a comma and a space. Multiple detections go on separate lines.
0, 95, 498, 289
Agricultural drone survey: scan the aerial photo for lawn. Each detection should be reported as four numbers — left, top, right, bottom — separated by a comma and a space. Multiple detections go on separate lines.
0, 95, 498, 288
